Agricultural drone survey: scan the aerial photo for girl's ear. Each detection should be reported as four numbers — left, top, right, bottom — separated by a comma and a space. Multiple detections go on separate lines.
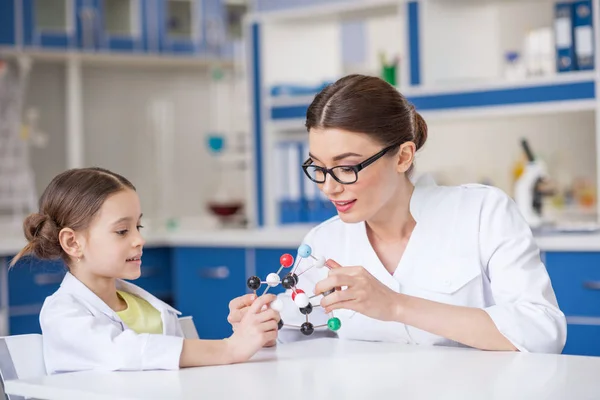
58, 228, 82, 259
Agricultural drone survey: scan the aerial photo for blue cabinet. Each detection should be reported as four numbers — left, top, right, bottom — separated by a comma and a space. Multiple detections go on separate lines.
126, 247, 173, 304
76, 0, 149, 52
545, 252, 600, 317
156, 0, 228, 56
8, 256, 66, 307
545, 251, 600, 356
172, 247, 247, 339
0, 0, 233, 58
7, 255, 66, 334
562, 324, 600, 357
157, 0, 201, 54
22, 0, 78, 49
0, 1, 17, 45
96, 0, 150, 52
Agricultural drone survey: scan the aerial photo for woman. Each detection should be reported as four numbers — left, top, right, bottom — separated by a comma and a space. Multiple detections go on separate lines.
229, 74, 566, 353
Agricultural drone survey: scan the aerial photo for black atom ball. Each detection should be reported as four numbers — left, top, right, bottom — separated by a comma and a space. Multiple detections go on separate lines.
246, 276, 261, 290
282, 274, 295, 289
278, 319, 284, 330
300, 322, 314, 336
299, 303, 313, 315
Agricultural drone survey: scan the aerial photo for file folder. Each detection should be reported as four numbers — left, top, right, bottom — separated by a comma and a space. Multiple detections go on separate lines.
554, 2, 576, 72
573, 0, 594, 70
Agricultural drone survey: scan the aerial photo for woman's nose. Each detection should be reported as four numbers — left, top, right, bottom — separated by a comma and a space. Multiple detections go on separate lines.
320, 174, 343, 196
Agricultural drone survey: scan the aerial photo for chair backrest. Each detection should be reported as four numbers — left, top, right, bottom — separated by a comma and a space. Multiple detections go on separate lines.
179, 316, 199, 339
0, 334, 46, 400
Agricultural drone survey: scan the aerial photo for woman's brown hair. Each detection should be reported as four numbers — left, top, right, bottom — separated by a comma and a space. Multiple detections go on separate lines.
10, 167, 135, 267
305, 74, 428, 170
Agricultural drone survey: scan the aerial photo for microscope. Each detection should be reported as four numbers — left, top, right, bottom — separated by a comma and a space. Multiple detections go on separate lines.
514, 139, 555, 229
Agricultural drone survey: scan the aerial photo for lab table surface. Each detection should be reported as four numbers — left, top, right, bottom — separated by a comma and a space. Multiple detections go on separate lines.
5, 338, 600, 400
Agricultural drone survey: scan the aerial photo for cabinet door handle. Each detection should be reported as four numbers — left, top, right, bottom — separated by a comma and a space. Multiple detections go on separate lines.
583, 281, 600, 290
198, 266, 230, 280
34, 273, 65, 286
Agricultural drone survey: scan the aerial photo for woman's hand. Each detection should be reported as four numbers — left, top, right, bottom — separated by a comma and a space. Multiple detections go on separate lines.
228, 294, 280, 347
315, 259, 402, 321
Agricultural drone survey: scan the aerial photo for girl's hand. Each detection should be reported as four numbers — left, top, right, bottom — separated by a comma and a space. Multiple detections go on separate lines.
315, 259, 402, 322
225, 294, 279, 363
228, 293, 280, 348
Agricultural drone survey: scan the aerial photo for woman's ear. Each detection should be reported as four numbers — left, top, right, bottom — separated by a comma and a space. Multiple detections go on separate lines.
396, 142, 416, 173
58, 228, 82, 259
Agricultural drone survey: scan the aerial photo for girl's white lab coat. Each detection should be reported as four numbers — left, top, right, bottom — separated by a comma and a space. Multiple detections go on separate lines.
278, 177, 567, 354
40, 272, 185, 374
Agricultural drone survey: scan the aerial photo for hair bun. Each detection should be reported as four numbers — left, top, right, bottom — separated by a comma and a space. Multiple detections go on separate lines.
23, 213, 62, 260
413, 110, 428, 151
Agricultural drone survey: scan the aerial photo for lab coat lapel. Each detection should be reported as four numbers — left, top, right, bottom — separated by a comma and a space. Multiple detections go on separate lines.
59, 272, 122, 321
60, 272, 181, 323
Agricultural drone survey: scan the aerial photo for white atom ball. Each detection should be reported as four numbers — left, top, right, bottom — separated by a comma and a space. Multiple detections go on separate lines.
266, 273, 281, 287
294, 293, 309, 308
314, 256, 326, 268
270, 298, 284, 312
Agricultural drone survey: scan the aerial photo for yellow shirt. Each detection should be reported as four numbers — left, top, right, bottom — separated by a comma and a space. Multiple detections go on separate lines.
116, 290, 163, 334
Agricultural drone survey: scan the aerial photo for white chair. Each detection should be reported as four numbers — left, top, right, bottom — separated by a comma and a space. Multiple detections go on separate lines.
179, 316, 200, 339
0, 319, 198, 400
0, 334, 46, 400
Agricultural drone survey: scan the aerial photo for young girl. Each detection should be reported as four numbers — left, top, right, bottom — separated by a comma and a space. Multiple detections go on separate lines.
11, 167, 279, 374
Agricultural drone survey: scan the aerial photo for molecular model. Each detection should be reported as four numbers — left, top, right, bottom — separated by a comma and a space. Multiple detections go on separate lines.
246, 244, 341, 336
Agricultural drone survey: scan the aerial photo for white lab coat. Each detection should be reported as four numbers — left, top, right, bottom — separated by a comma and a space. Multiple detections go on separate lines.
278, 176, 567, 354
40, 272, 185, 374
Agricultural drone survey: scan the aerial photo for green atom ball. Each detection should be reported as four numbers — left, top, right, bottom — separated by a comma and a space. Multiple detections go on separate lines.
327, 317, 341, 331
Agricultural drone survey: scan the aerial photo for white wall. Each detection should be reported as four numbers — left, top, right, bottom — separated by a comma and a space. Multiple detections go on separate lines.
24, 64, 249, 222
422, 0, 556, 86
415, 111, 596, 197
26, 64, 68, 199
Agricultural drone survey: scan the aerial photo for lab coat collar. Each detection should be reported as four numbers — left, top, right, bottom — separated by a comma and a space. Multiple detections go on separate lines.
60, 272, 181, 319
409, 172, 438, 222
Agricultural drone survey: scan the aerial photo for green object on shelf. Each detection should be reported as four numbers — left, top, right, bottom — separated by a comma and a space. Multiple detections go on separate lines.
382, 65, 397, 86
166, 218, 179, 231
212, 67, 224, 81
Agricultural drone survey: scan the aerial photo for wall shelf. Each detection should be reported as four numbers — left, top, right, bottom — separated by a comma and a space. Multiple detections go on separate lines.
0, 47, 234, 70
268, 72, 597, 123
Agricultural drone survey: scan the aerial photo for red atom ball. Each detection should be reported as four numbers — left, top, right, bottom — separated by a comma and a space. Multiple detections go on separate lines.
291, 288, 305, 300
280, 253, 294, 268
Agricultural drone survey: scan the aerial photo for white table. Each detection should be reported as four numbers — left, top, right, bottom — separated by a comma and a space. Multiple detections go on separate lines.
5, 338, 600, 400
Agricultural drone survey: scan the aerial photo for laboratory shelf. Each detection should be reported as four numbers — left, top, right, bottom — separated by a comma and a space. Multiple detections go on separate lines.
268, 71, 597, 124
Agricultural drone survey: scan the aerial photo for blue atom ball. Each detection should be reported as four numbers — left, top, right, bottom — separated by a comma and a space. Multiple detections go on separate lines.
297, 243, 312, 258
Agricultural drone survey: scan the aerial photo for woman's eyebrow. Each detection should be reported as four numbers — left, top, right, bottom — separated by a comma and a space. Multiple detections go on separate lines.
308, 152, 363, 162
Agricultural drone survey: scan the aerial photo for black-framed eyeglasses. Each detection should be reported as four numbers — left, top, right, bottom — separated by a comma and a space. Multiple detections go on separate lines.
302, 144, 398, 185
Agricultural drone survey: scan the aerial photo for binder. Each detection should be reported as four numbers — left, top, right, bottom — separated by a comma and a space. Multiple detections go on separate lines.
275, 142, 289, 224
573, 0, 594, 70
554, 2, 576, 72
278, 142, 302, 224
